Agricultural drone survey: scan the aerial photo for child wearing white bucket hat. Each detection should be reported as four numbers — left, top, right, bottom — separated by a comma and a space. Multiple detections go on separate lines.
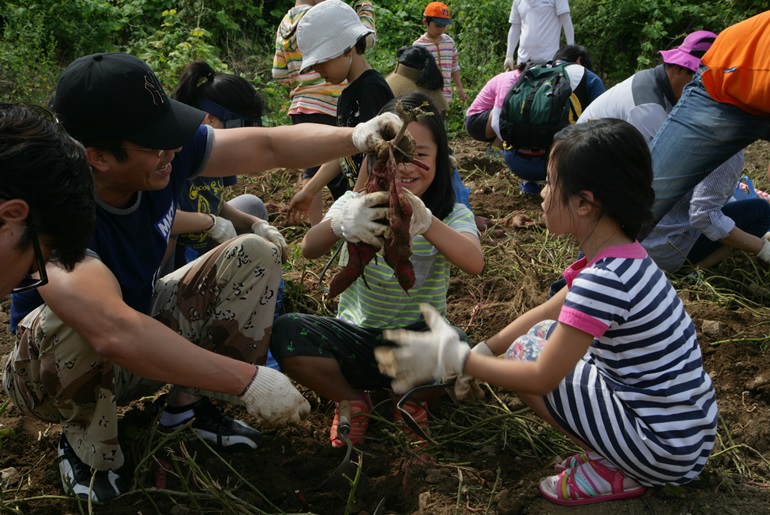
287, 0, 394, 220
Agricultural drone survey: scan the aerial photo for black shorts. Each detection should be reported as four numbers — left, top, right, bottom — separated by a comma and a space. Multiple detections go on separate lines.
464, 111, 495, 142
270, 313, 468, 391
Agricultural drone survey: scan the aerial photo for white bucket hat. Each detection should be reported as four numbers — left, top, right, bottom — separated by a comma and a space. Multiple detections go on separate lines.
297, 0, 374, 73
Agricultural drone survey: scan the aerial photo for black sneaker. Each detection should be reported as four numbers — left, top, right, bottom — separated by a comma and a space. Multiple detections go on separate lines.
159, 397, 262, 451
58, 434, 127, 502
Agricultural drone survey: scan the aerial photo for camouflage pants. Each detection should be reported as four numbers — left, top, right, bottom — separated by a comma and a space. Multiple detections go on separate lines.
2, 234, 282, 470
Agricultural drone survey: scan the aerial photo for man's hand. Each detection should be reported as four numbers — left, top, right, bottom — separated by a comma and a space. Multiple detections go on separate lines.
240, 367, 310, 425
208, 215, 237, 243
352, 112, 402, 155
330, 191, 390, 248
251, 220, 289, 263
376, 304, 469, 394
504, 56, 516, 72
402, 189, 432, 237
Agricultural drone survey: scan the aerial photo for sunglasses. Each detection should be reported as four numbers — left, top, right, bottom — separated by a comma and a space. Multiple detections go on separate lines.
120, 146, 167, 158
12, 223, 49, 293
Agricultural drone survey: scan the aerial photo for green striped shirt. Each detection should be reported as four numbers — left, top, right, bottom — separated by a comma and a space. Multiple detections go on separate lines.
328, 192, 478, 329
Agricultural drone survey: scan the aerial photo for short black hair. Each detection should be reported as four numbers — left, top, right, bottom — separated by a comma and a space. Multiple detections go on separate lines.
0, 104, 95, 270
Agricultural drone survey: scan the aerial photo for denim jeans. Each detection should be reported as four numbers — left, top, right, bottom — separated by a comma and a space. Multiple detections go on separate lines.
649, 69, 770, 228
503, 149, 547, 182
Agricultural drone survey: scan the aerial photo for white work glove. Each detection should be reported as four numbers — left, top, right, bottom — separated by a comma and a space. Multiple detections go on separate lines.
401, 189, 433, 237
757, 233, 770, 264
450, 340, 494, 403
504, 56, 516, 72
376, 303, 470, 394
239, 366, 310, 425
251, 219, 289, 263
330, 191, 390, 248
208, 215, 237, 243
471, 340, 495, 357
352, 112, 402, 155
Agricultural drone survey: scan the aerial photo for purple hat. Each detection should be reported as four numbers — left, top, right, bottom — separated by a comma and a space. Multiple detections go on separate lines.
658, 30, 718, 73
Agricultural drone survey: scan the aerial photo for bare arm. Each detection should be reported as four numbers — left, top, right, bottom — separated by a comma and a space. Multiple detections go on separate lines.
170, 210, 214, 235
464, 320, 592, 395
219, 202, 260, 232
202, 125, 356, 178
301, 218, 339, 259
482, 286, 567, 356
39, 257, 256, 396
423, 220, 483, 274
451, 70, 468, 103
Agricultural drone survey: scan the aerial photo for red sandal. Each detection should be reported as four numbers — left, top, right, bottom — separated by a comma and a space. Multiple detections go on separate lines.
330, 393, 371, 448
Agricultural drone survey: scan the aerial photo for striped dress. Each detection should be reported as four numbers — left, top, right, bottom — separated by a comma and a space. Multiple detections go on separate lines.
413, 33, 460, 103
272, 1, 376, 117
550, 242, 718, 486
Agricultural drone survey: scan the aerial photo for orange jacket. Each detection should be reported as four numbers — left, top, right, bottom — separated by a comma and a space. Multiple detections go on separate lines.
701, 10, 770, 116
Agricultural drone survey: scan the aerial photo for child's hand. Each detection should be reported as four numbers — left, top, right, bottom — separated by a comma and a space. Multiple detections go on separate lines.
330, 191, 391, 248
286, 190, 313, 225
376, 304, 469, 393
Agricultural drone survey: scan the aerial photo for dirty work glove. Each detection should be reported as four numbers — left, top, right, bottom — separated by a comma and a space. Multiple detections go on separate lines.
376, 303, 470, 394
504, 56, 516, 72
449, 340, 494, 403
401, 189, 433, 237
352, 112, 402, 155
757, 233, 770, 264
330, 191, 390, 248
251, 220, 289, 263
208, 215, 237, 243
240, 366, 310, 425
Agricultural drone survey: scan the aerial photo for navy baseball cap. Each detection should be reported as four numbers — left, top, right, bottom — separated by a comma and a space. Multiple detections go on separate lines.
53, 53, 204, 149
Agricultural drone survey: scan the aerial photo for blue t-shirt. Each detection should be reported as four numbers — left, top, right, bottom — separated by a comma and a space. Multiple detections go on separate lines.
10, 126, 212, 332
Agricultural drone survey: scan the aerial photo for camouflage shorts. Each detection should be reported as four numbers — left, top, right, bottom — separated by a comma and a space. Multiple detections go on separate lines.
2, 234, 282, 470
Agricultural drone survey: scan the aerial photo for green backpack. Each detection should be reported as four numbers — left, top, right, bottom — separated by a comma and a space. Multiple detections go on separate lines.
499, 62, 578, 150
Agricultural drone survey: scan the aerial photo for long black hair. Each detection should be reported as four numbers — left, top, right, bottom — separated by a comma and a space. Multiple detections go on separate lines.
379, 92, 455, 220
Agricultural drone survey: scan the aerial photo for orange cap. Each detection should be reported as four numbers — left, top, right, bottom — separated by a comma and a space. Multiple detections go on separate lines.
424, 2, 451, 20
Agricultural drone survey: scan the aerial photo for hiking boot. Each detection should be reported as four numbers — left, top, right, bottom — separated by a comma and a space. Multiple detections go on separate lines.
393, 398, 430, 446
58, 434, 127, 501
330, 394, 371, 448
158, 396, 262, 451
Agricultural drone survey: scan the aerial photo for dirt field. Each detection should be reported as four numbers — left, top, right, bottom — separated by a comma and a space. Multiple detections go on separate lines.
1, 138, 769, 514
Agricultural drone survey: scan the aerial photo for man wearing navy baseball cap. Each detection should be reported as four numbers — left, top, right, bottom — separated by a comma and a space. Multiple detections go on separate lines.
4, 52, 404, 502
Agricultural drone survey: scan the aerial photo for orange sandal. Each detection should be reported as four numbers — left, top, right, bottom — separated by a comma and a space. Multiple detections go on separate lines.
330, 394, 371, 448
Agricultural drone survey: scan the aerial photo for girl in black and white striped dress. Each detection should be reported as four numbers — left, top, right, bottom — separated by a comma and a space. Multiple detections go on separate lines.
378, 118, 718, 506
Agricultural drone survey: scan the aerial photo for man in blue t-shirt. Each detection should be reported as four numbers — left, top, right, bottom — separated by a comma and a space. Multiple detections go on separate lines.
2, 53, 401, 502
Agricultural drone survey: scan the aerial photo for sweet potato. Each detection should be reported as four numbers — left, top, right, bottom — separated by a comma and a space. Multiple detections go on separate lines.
328, 102, 427, 297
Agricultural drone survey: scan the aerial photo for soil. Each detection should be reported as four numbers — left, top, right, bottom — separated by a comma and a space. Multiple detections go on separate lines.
1, 138, 770, 514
